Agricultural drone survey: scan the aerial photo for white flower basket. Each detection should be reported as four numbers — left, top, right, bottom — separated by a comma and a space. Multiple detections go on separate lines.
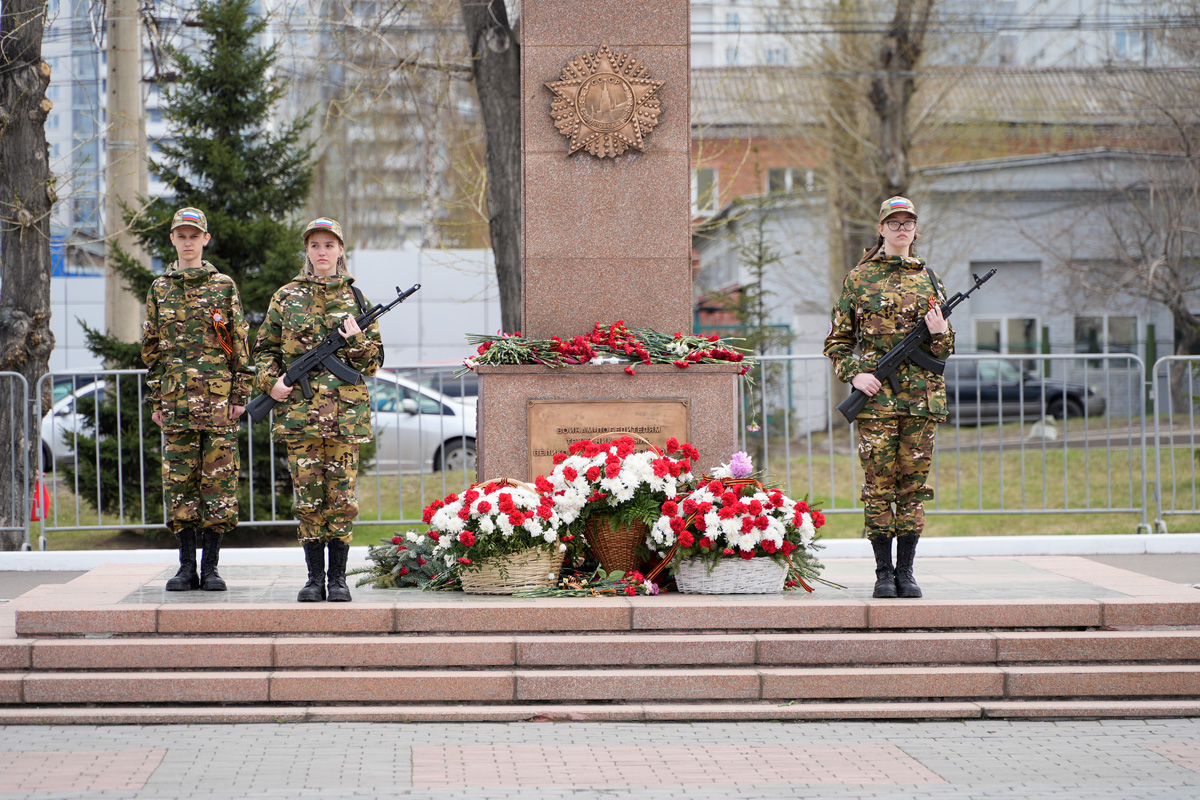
674, 556, 787, 594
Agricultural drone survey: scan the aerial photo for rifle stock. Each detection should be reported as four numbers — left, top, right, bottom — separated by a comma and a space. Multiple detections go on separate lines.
246, 283, 421, 425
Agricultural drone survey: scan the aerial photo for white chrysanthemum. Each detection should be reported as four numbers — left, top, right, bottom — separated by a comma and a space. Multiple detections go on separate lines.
711, 463, 733, 479
737, 533, 757, 551
478, 516, 495, 535
649, 516, 676, 548
798, 512, 816, 545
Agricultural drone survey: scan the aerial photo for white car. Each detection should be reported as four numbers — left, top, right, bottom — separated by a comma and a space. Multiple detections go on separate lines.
366, 373, 477, 475
40, 380, 105, 467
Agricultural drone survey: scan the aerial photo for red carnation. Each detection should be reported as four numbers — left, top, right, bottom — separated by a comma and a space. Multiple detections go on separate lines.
673, 359, 689, 369
428, 531, 440, 541
699, 536, 714, 549
562, 534, 574, 542
553, 452, 568, 465
399, 567, 409, 576
417, 557, 427, 566
457, 507, 471, 521
666, 437, 680, 453
795, 500, 810, 514
476, 500, 491, 514
718, 506, 738, 520
391, 536, 402, 544
537, 505, 553, 519
446, 493, 459, 503
624, 586, 636, 596
422, 507, 437, 524
682, 498, 698, 516
457, 557, 472, 565
459, 531, 476, 547
624, 366, 636, 376
741, 517, 755, 533
463, 490, 480, 504
812, 510, 826, 528
662, 500, 679, 516
605, 462, 620, 479
569, 441, 588, 455
708, 481, 725, 494
761, 540, 777, 554
780, 540, 797, 555
670, 517, 685, 533
697, 502, 713, 514
755, 516, 769, 531
683, 444, 700, 461
748, 500, 763, 515
586, 466, 601, 482
508, 512, 525, 526
477, 342, 492, 355
563, 466, 578, 481
535, 475, 554, 492
695, 516, 708, 531
678, 531, 695, 547
722, 491, 739, 506
722, 548, 735, 556
739, 548, 755, 560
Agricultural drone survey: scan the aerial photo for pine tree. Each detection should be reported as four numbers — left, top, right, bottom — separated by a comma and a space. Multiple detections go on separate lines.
73, 0, 314, 534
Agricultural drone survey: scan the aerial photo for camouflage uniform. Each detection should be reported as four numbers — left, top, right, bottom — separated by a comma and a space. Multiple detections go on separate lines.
142, 260, 252, 535
823, 250, 955, 542
252, 272, 382, 543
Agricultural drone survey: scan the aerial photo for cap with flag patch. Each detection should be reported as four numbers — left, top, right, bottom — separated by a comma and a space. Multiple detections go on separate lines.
302, 217, 344, 245
878, 196, 917, 223
171, 207, 208, 233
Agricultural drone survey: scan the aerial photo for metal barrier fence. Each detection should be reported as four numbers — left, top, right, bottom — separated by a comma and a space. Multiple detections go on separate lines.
12, 353, 1191, 548
0, 372, 30, 549
1151, 355, 1200, 533
738, 353, 1150, 532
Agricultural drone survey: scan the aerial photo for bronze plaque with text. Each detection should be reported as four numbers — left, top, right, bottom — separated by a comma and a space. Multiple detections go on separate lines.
527, 398, 690, 479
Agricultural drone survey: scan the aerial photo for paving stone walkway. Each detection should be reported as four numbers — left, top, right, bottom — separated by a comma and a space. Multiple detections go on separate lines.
2, 719, 1200, 799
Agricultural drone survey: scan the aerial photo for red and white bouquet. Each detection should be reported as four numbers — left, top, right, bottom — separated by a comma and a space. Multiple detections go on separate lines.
423, 480, 565, 574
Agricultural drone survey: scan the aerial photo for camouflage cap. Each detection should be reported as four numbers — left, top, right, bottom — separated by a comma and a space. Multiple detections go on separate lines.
878, 196, 918, 223
303, 217, 344, 244
171, 207, 208, 233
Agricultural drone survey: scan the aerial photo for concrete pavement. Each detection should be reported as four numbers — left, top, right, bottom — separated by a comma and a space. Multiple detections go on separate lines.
2, 719, 1200, 798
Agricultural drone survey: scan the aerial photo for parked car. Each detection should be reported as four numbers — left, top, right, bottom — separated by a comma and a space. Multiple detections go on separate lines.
366, 373, 477, 474
40, 380, 105, 467
49, 372, 104, 404
389, 367, 478, 407
943, 356, 1106, 424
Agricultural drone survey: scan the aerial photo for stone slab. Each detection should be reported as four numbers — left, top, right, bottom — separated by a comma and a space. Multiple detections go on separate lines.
1102, 598, 1200, 626
866, 599, 1102, 629
477, 364, 739, 481
980, 700, 1200, 718
15, 606, 158, 636
395, 599, 631, 633
0, 706, 311, 725
523, 0, 690, 46
305, 704, 645, 723
30, 639, 274, 670
268, 670, 515, 703
994, 631, 1200, 663
631, 598, 867, 631
0, 641, 31, 670
755, 632, 997, 665
515, 634, 756, 666
516, 668, 760, 701
639, 702, 986, 721
22, 672, 270, 704
0, 674, 23, 703
760, 667, 1005, 700
273, 636, 515, 668
156, 605, 395, 634
1003, 665, 1200, 698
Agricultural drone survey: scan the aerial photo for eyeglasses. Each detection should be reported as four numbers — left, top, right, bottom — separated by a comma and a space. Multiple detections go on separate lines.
884, 219, 916, 231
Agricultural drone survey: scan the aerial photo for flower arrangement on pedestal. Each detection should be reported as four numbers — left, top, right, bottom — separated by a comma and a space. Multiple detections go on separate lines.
421, 480, 567, 594
545, 435, 698, 574
460, 321, 751, 378
648, 452, 826, 593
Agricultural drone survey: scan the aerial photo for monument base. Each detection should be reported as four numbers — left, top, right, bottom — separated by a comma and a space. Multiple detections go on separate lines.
476, 363, 742, 481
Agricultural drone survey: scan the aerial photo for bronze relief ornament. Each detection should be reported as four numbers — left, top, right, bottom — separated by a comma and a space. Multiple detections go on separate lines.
546, 44, 664, 158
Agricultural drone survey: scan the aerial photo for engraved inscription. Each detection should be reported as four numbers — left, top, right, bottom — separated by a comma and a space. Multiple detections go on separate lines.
527, 399, 690, 480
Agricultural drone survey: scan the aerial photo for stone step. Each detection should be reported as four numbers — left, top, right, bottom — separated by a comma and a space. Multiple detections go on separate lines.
4, 699, 1200, 725
5, 630, 1199, 672
15, 595, 1200, 637
7, 664, 1200, 706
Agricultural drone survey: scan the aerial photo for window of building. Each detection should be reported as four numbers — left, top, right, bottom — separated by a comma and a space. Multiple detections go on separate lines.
47, 114, 60, 130
725, 46, 739, 65
693, 168, 718, 216
1075, 315, 1137, 366
766, 167, 812, 194
975, 316, 1038, 369
765, 47, 787, 65
725, 13, 740, 32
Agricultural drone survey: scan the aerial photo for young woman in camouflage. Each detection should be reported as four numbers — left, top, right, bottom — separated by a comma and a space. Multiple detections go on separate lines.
823, 197, 954, 598
142, 207, 252, 592
253, 218, 383, 602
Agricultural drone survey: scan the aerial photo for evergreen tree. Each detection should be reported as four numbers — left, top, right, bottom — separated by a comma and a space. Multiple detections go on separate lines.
74, 0, 314, 534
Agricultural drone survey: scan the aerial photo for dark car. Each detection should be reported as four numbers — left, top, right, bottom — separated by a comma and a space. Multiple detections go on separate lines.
390, 367, 478, 406
943, 357, 1106, 424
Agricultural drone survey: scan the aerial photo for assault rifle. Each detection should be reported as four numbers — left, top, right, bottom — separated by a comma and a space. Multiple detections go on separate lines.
835, 268, 996, 423
246, 283, 421, 425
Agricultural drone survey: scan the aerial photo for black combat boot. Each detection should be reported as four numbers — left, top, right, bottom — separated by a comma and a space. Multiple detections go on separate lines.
326, 539, 352, 603
894, 534, 923, 598
199, 530, 227, 591
870, 536, 898, 598
297, 539, 327, 602
165, 529, 200, 591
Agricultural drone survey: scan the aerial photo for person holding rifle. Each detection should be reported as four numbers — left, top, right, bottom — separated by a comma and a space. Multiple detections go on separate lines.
823, 197, 954, 599
253, 218, 383, 602
142, 207, 252, 592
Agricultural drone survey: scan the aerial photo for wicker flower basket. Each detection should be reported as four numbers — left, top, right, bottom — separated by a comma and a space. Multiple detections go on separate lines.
459, 544, 560, 595
675, 556, 788, 594
583, 516, 648, 575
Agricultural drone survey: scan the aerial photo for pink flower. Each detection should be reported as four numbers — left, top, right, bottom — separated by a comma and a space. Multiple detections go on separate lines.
730, 451, 754, 478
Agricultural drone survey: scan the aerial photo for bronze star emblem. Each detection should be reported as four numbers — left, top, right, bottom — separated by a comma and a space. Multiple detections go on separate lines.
545, 44, 665, 158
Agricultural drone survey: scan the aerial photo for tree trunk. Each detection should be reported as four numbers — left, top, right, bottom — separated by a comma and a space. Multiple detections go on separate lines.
1169, 307, 1200, 411
0, 0, 56, 549
868, 0, 934, 198
459, 0, 522, 333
